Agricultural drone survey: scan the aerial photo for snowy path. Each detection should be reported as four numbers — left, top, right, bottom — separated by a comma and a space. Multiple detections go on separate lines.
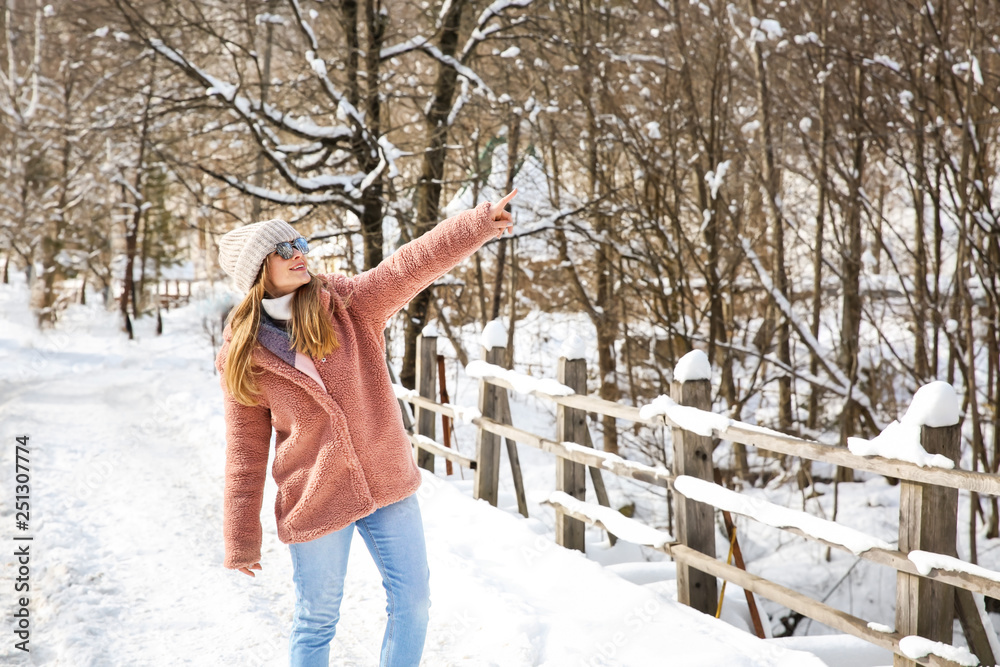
0, 282, 825, 666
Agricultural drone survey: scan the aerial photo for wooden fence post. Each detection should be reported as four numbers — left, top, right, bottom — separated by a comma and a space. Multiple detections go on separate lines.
894, 423, 960, 667
497, 391, 530, 518
556, 356, 588, 552
415, 333, 437, 472
671, 376, 718, 615
474, 344, 504, 506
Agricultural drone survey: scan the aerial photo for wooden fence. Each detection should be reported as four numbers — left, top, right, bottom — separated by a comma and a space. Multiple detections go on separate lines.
154, 279, 193, 309
396, 333, 1000, 667
113, 278, 194, 310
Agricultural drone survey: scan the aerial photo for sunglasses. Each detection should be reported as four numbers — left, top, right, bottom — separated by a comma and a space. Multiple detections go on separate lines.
274, 237, 310, 260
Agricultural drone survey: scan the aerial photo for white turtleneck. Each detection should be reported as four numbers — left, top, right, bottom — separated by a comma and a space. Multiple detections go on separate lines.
262, 291, 295, 321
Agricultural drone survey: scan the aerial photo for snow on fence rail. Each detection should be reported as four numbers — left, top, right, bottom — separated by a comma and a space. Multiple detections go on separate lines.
395, 332, 1000, 667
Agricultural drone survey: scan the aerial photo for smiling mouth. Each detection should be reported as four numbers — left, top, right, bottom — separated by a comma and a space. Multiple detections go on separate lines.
291, 263, 306, 270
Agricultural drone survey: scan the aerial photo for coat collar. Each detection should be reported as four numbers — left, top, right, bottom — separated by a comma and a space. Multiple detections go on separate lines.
222, 278, 341, 411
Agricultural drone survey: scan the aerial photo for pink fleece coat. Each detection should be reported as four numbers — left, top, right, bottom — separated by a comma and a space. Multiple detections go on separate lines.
215, 201, 497, 570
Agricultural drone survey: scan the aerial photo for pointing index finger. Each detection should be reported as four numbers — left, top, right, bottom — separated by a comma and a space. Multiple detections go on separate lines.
499, 188, 518, 210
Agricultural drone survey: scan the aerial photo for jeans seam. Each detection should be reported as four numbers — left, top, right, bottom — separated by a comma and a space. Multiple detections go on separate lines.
359, 515, 396, 665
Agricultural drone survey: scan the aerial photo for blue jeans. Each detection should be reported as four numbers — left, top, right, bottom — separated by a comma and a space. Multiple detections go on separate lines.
287, 493, 430, 667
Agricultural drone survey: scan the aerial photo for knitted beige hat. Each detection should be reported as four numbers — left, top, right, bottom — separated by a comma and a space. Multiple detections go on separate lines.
218, 219, 300, 294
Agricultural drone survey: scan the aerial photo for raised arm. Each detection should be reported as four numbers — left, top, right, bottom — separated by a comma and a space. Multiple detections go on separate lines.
346, 191, 517, 329
216, 361, 272, 571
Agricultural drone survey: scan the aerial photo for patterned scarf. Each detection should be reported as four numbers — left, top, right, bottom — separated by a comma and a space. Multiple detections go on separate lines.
257, 311, 327, 391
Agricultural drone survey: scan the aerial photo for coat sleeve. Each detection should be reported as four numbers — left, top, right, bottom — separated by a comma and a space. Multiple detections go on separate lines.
217, 353, 273, 570
344, 201, 497, 329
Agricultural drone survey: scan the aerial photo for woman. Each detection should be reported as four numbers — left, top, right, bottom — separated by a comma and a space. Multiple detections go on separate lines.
214, 190, 517, 667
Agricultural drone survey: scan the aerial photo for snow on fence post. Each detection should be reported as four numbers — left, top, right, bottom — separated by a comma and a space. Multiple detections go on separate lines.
894, 383, 961, 667
670, 350, 718, 615
474, 321, 506, 506
415, 331, 438, 473
555, 353, 588, 553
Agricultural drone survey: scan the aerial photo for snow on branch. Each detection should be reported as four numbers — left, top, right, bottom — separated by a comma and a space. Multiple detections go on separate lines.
110, 172, 143, 203
379, 35, 430, 60
146, 37, 390, 204
740, 236, 883, 429
462, 0, 535, 61
148, 38, 354, 144
287, 0, 378, 145
673, 476, 893, 555
208, 169, 361, 209
420, 42, 494, 100
273, 141, 324, 155
608, 52, 668, 67
447, 76, 471, 127
286, 0, 396, 196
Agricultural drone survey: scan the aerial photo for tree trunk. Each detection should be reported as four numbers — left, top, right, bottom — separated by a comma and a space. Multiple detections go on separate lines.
807, 0, 830, 432
837, 61, 866, 484
251, 0, 278, 221
748, 0, 792, 432
400, 0, 465, 389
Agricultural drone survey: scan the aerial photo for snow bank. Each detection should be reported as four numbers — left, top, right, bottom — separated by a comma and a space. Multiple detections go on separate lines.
546, 491, 674, 548
674, 349, 712, 382
673, 476, 893, 555
465, 359, 574, 397
769, 634, 893, 667
638, 395, 731, 436
847, 381, 959, 468
898, 636, 978, 666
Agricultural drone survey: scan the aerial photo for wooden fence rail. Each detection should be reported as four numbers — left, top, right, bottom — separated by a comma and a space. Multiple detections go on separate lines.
398, 332, 1000, 667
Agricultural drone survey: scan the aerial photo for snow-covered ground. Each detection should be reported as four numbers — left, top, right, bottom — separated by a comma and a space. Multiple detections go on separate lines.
1, 273, 960, 667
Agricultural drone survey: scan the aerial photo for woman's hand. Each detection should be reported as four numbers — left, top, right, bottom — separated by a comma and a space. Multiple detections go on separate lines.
238, 562, 262, 577
489, 189, 517, 238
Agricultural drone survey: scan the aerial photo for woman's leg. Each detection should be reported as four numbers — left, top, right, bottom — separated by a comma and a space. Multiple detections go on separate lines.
355, 493, 431, 667
287, 524, 354, 667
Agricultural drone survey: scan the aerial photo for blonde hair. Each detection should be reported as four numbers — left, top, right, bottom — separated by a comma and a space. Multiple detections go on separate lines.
223, 262, 340, 406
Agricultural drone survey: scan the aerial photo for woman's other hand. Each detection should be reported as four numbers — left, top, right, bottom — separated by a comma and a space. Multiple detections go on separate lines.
489, 189, 517, 238
238, 562, 262, 577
